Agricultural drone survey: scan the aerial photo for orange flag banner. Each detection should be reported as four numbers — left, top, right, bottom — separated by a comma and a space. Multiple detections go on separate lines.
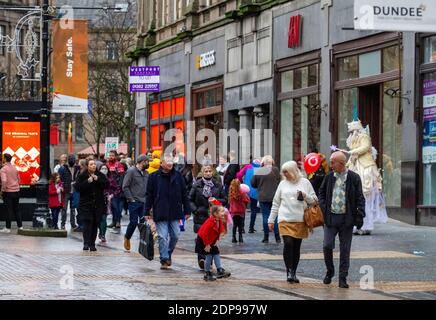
52, 20, 88, 113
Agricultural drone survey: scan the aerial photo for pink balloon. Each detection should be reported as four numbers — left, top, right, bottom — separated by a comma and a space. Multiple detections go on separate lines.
240, 184, 250, 193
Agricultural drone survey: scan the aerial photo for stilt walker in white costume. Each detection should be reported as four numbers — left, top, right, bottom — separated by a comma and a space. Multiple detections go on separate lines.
331, 117, 388, 235
344, 120, 388, 235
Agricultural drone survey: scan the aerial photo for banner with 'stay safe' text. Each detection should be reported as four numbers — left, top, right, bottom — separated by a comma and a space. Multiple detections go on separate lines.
52, 20, 89, 113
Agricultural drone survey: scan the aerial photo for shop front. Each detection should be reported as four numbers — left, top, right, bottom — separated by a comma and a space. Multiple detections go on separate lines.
189, 29, 226, 164
418, 34, 436, 223
276, 51, 321, 166
331, 32, 406, 213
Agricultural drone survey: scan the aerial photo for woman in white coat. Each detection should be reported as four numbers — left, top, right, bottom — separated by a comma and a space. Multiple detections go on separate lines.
268, 161, 317, 283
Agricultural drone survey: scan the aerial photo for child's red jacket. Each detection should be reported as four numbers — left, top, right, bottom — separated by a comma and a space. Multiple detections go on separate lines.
229, 191, 250, 216
48, 182, 64, 209
198, 215, 225, 246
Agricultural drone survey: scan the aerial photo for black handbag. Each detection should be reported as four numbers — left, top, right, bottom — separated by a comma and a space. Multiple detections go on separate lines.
138, 222, 154, 261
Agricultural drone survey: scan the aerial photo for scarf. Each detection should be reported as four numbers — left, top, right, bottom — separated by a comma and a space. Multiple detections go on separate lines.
202, 178, 214, 198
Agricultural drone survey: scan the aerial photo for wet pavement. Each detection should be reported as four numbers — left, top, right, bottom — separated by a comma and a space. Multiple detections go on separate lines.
1, 214, 436, 300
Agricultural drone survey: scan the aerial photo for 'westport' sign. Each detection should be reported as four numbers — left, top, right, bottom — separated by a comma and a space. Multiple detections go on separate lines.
354, 0, 436, 32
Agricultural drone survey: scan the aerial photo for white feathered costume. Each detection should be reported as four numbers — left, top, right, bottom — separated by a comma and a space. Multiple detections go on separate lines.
346, 120, 388, 234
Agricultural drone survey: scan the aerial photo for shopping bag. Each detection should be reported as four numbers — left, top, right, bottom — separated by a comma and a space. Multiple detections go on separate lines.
138, 222, 154, 261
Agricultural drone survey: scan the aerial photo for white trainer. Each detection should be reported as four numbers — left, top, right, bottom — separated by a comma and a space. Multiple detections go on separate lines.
0, 228, 11, 234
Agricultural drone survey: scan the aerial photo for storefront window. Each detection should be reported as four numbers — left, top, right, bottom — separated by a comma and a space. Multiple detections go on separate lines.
423, 72, 436, 205
424, 36, 436, 64
359, 51, 381, 78
195, 87, 223, 110
337, 88, 357, 149
281, 70, 293, 92
383, 46, 400, 72
280, 99, 293, 165
383, 80, 402, 207
280, 94, 320, 165
338, 56, 358, 81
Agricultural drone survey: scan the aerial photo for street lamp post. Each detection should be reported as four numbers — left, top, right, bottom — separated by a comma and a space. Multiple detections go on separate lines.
30, 0, 51, 229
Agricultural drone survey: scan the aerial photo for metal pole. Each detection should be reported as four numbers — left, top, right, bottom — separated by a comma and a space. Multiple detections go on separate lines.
32, 0, 51, 228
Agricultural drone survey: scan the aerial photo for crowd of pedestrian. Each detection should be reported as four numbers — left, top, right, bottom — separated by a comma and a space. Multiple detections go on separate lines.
1, 146, 366, 289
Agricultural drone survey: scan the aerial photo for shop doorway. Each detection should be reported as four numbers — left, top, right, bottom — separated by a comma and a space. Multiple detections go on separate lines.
359, 84, 382, 167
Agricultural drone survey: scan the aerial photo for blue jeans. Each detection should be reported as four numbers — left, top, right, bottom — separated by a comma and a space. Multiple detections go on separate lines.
51, 208, 61, 228
111, 196, 123, 224
260, 202, 279, 237
249, 197, 258, 231
205, 254, 222, 272
125, 202, 145, 240
155, 220, 180, 263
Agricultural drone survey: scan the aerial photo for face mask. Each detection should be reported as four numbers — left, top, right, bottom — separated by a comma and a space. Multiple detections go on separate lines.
100, 169, 108, 175
68, 161, 75, 167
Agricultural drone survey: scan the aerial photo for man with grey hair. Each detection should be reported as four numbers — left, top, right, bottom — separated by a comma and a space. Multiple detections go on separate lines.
145, 153, 191, 269
319, 151, 365, 288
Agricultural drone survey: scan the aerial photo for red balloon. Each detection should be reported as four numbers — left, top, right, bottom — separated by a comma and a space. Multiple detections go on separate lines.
304, 153, 321, 174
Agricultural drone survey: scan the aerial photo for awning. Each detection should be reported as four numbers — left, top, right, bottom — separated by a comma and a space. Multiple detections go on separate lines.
77, 143, 128, 156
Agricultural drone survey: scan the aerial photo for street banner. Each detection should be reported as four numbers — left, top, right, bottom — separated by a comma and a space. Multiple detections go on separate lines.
2, 121, 41, 187
52, 20, 89, 113
354, 0, 436, 32
423, 78, 436, 164
129, 66, 160, 92
105, 137, 119, 158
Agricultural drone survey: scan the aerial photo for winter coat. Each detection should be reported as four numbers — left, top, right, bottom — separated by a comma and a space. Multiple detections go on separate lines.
229, 191, 250, 216
189, 177, 227, 233
250, 166, 281, 202
144, 168, 191, 222
58, 164, 80, 194
224, 163, 240, 188
48, 182, 64, 209
75, 171, 108, 222
237, 161, 261, 200
319, 170, 366, 228
198, 215, 225, 246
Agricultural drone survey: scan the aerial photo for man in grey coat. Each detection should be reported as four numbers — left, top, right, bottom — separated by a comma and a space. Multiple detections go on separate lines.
122, 154, 149, 251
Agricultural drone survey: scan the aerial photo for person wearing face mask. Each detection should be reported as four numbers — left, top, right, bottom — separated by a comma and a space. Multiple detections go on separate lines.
75, 158, 108, 251
58, 154, 81, 230
98, 164, 119, 243
122, 154, 149, 251
189, 163, 227, 270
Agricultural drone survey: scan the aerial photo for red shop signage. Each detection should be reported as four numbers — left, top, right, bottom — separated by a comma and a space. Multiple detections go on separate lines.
50, 124, 59, 145
288, 14, 302, 49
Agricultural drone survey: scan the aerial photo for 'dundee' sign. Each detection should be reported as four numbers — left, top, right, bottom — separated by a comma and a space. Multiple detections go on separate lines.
354, 0, 436, 32
129, 66, 160, 92
105, 137, 119, 158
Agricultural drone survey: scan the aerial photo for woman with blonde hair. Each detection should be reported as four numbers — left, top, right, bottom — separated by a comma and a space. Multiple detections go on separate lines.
269, 161, 317, 283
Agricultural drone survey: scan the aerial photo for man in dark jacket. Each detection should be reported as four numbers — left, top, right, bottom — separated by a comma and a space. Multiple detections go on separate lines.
122, 154, 149, 251
145, 153, 191, 270
319, 151, 365, 289
223, 150, 240, 196
58, 154, 81, 230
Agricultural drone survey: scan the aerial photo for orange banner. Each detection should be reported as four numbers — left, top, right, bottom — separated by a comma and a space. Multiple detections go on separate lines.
2, 122, 41, 187
52, 20, 88, 113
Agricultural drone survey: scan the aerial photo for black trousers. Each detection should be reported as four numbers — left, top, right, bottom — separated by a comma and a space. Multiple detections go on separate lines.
323, 214, 353, 279
232, 215, 244, 236
3, 192, 22, 229
82, 215, 99, 248
282, 236, 302, 272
